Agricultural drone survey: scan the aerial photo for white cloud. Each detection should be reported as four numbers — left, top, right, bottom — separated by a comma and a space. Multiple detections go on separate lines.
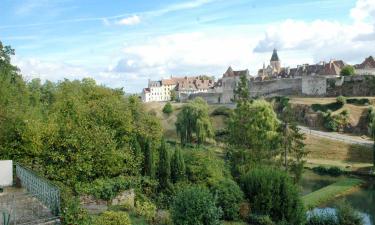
350, 0, 375, 22
116, 15, 141, 26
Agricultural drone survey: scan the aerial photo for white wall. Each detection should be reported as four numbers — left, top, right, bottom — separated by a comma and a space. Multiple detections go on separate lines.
0, 160, 13, 187
302, 76, 327, 96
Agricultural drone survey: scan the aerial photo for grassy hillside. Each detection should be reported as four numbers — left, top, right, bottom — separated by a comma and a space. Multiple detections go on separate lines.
144, 102, 228, 141
145, 100, 373, 171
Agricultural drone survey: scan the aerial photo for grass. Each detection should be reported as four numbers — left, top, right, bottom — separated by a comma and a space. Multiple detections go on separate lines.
302, 178, 364, 208
305, 134, 373, 164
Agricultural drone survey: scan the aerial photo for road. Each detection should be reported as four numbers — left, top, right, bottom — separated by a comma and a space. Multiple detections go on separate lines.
298, 126, 374, 147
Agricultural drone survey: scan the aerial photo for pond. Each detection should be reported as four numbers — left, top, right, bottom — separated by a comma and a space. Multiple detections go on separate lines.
300, 171, 375, 225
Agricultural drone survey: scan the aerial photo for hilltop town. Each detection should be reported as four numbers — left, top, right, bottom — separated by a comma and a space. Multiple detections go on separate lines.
142, 50, 375, 103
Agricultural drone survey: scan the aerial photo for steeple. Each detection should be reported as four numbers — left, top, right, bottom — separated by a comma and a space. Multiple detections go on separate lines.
270, 49, 279, 62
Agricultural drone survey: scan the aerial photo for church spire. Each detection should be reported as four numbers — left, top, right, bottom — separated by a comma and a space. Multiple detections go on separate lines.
270, 48, 279, 62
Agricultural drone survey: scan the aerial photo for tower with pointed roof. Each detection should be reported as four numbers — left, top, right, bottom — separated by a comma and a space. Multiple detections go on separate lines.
270, 49, 281, 74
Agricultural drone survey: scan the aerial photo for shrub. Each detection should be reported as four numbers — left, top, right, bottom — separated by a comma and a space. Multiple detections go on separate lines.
211, 106, 232, 117
210, 178, 244, 220
322, 110, 350, 132
336, 201, 364, 225
135, 199, 157, 223
340, 65, 355, 76
312, 166, 344, 177
163, 102, 173, 115
171, 186, 222, 225
60, 195, 91, 225
306, 211, 337, 225
240, 167, 305, 225
94, 211, 131, 225
247, 214, 275, 225
347, 98, 369, 106
336, 96, 347, 105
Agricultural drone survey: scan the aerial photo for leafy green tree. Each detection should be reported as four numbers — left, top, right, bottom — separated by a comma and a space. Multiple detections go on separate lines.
144, 139, 155, 178
171, 147, 186, 183
163, 102, 173, 115
228, 100, 280, 176
234, 74, 250, 103
340, 65, 355, 76
210, 178, 244, 220
158, 139, 171, 189
280, 106, 308, 182
170, 90, 177, 101
240, 166, 305, 225
175, 97, 213, 145
171, 186, 222, 225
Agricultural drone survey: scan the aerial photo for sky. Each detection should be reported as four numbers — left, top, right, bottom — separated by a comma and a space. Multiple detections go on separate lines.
1, 0, 375, 93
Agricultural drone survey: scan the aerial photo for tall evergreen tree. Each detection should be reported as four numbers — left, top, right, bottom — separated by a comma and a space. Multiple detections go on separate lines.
158, 139, 171, 189
234, 74, 250, 103
171, 147, 186, 183
144, 139, 155, 177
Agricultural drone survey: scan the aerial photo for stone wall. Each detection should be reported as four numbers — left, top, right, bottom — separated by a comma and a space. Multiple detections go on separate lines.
326, 75, 375, 96
188, 92, 222, 104
249, 78, 302, 97
302, 76, 327, 96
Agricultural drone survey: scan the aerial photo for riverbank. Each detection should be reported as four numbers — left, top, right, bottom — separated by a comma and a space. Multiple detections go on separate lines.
302, 178, 364, 208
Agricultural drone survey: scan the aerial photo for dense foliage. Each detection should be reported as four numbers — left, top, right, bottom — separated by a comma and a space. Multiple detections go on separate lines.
170, 147, 186, 183
162, 102, 173, 115
94, 211, 131, 225
321, 110, 350, 132
171, 186, 222, 225
240, 167, 305, 225
158, 139, 171, 189
210, 178, 244, 220
175, 97, 214, 145
340, 65, 356, 76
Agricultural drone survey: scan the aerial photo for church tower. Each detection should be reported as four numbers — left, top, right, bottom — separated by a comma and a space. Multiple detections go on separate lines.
270, 49, 281, 74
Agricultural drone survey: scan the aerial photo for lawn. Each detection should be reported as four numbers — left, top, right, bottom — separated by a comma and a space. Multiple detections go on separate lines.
302, 178, 364, 208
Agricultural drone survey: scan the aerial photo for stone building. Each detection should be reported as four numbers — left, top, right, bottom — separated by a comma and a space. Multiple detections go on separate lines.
354, 56, 375, 75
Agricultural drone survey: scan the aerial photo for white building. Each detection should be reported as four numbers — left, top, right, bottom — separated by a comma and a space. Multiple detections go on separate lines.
141, 76, 214, 102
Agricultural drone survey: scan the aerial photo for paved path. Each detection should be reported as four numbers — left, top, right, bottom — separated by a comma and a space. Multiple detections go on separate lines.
298, 125, 374, 147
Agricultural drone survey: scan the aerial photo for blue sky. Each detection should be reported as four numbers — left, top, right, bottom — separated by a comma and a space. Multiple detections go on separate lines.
1, 0, 375, 93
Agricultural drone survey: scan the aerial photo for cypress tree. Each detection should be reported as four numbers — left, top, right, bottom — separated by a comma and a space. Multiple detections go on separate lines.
158, 139, 171, 189
144, 139, 155, 177
171, 147, 186, 183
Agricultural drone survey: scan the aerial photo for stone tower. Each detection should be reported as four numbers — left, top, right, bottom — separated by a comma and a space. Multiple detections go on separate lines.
270, 49, 281, 74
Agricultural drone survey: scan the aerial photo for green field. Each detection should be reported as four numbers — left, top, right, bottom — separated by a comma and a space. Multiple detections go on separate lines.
302, 178, 364, 208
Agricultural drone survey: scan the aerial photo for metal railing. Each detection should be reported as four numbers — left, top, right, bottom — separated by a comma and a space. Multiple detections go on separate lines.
15, 164, 60, 216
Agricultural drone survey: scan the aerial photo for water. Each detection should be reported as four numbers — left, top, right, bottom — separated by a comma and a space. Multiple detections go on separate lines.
301, 171, 375, 225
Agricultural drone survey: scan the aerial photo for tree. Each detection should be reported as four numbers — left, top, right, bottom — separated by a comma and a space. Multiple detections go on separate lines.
280, 106, 308, 183
158, 139, 171, 189
162, 102, 173, 115
144, 139, 155, 178
210, 179, 244, 220
175, 97, 213, 145
170, 90, 177, 101
171, 186, 222, 225
234, 74, 250, 103
228, 100, 279, 164
171, 147, 186, 183
340, 65, 355, 76
240, 167, 306, 225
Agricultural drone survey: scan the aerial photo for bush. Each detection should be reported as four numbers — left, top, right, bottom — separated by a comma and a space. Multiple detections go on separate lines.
210, 178, 244, 220
247, 214, 275, 225
211, 106, 232, 117
163, 102, 173, 115
347, 98, 369, 106
336, 96, 347, 105
312, 166, 344, 177
135, 199, 157, 223
94, 211, 131, 225
340, 65, 355, 76
171, 186, 222, 225
336, 201, 364, 225
240, 167, 305, 225
307, 211, 337, 225
322, 110, 350, 132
